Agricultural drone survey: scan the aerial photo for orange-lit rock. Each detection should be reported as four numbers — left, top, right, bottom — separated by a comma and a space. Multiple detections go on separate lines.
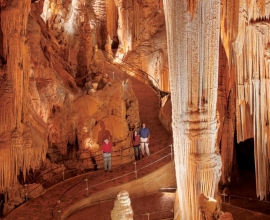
1, 0, 270, 219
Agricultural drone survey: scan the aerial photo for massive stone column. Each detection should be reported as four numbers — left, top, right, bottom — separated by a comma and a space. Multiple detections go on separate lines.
163, 0, 222, 219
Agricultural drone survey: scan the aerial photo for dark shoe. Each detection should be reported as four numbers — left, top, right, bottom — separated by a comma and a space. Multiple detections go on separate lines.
110, 170, 113, 172
105, 170, 108, 172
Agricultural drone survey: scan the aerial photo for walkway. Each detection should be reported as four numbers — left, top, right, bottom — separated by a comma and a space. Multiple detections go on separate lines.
3, 63, 173, 220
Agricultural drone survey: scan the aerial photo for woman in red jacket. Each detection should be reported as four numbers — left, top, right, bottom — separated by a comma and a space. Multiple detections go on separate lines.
131, 130, 141, 161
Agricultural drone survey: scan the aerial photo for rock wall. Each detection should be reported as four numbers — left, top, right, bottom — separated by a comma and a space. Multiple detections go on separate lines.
0, 0, 140, 214
2, 0, 270, 219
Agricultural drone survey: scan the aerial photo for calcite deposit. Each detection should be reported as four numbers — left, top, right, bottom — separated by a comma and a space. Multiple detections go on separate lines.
1, 0, 270, 219
164, 0, 270, 219
111, 190, 133, 220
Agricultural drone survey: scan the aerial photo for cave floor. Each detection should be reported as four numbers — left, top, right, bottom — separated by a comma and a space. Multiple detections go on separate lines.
3, 63, 270, 220
222, 168, 270, 219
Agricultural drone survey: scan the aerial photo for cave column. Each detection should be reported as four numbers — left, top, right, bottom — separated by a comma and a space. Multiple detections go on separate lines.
163, 0, 222, 219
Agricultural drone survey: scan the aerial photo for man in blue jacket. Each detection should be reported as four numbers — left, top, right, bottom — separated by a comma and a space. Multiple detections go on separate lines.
138, 123, 150, 157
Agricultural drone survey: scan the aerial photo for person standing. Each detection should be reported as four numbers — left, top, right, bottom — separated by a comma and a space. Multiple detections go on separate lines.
138, 123, 150, 157
131, 130, 141, 161
101, 137, 113, 172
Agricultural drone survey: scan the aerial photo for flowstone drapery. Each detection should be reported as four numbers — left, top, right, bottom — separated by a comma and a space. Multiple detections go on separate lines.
163, 0, 222, 219
0, 0, 47, 190
233, 2, 270, 200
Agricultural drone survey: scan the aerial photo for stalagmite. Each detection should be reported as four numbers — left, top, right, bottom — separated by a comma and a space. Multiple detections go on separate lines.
111, 190, 133, 220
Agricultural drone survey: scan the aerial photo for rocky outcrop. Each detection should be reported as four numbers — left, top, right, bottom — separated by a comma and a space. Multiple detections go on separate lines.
0, 0, 140, 215
2, 0, 270, 219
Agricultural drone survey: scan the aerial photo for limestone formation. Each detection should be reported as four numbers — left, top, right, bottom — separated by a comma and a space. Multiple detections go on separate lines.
1, 0, 270, 219
111, 190, 133, 220
164, 0, 222, 219
0, 0, 140, 214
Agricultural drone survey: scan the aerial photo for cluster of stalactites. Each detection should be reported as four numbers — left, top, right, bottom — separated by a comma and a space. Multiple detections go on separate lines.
234, 7, 270, 199
0, 128, 48, 191
0, 0, 48, 191
0, 0, 31, 132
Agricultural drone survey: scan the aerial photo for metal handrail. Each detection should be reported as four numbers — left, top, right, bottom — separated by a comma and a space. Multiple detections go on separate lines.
103, 50, 160, 88
25, 143, 138, 197
221, 193, 270, 204
60, 145, 172, 200
68, 152, 171, 199
51, 144, 173, 218
103, 52, 161, 91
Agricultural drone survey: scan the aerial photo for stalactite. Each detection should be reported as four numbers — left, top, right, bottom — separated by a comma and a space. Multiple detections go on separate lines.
0, 0, 48, 191
133, 1, 141, 43
234, 11, 270, 198
115, 0, 133, 54
106, 0, 118, 40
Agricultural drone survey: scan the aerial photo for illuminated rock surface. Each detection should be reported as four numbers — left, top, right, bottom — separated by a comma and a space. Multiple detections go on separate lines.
0, 0, 270, 219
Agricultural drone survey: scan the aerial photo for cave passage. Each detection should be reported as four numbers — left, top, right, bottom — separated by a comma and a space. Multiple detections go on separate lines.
235, 138, 255, 171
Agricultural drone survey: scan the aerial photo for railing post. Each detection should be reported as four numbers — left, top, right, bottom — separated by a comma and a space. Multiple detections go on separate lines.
170, 144, 173, 160
222, 194, 226, 203
62, 164, 65, 181
24, 184, 28, 201
134, 162, 137, 179
85, 179, 89, 197
57, 200, 62, 219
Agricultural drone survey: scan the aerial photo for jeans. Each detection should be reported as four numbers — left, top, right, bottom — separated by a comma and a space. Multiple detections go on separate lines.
133, 145, 140, 160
